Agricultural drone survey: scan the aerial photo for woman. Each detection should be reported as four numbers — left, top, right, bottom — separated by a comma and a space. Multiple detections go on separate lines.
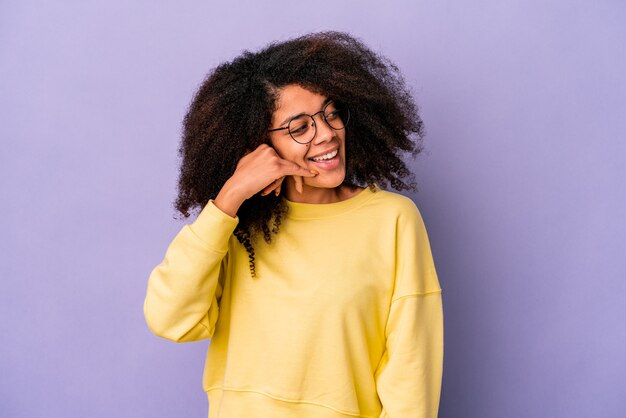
144, 31, 443, 418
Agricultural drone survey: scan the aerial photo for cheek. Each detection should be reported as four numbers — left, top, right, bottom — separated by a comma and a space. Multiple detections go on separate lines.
272, 143, 308, 164
269, 140, 288, 159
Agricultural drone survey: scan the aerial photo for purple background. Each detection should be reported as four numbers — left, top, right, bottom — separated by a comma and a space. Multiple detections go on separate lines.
2, 1, 625, 417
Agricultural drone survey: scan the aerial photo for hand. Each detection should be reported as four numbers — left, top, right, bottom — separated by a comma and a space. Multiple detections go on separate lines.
213, 144, 318, 217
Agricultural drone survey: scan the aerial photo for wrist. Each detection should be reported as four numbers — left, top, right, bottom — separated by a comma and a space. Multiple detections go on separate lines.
214, 181, 246, 218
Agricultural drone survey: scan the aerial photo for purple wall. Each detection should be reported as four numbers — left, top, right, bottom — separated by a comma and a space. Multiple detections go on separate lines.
2, 1, 625, 417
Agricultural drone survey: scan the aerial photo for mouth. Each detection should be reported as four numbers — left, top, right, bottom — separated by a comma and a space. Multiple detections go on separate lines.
308, 148, 338, 162
307, 148, 340, 169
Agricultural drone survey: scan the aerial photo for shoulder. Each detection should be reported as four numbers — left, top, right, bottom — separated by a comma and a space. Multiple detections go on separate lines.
368, 186, 422, 220
366, 187, 432, 244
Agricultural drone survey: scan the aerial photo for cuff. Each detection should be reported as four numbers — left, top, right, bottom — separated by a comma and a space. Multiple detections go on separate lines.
189, 200, 239, 253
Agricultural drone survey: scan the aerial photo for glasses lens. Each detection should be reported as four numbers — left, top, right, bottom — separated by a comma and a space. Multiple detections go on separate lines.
288, 115, 315, 143
324, 103, 350, 130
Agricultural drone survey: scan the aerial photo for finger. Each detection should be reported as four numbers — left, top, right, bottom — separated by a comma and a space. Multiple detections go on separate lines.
236, 149, 254, 168
274, 177, 285, 196
261, 177, 283, 196
261, 176, 284, 196
241, 143, 266, 160
279, 160, 319, 177
294, 175, 303, 194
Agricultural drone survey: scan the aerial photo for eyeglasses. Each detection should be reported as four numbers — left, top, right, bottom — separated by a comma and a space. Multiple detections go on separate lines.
268, 100, 350, 144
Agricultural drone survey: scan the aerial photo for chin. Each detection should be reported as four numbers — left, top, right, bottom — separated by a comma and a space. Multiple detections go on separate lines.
305, 172, 346, 189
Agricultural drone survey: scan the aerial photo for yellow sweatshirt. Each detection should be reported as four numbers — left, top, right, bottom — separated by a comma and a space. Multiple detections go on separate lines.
144, 184, 443, 418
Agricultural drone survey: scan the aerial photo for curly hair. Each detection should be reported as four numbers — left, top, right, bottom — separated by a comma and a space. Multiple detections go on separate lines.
174, 31, 425, 277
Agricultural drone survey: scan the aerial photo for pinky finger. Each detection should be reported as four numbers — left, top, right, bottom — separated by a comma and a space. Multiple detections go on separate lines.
274, 176, 286, 196
261, 177, 283, 196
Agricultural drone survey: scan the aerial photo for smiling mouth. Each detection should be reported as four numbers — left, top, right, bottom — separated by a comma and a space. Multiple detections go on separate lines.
308, 149, 338, 162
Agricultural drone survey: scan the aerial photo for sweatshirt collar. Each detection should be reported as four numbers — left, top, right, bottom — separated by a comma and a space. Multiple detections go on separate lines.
283, 183, 380, 219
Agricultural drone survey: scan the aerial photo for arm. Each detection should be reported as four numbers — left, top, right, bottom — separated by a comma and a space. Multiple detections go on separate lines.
143, 144, 318, 342
143, 200, 239, 342
375, 200, 444, 418
375, 292, 444, 418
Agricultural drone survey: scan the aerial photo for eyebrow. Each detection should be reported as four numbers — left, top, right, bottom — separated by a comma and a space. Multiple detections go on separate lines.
278, 97, 334, 127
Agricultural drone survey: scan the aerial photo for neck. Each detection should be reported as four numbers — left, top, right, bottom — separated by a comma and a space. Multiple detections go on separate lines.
284, 180, 350, 204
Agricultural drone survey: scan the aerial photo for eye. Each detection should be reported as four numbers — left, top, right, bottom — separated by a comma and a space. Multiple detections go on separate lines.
291, 125, 307, 135
324, 100, 340, 117
289, 117, 311, 136
325, 110, 340, 119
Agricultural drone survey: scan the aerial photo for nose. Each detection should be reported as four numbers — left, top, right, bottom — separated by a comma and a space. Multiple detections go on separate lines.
311, 111, 335, 145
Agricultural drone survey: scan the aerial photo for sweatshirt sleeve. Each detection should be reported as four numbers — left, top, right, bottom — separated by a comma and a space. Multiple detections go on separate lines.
374, 200, 444, 418
143, 200, 239, 343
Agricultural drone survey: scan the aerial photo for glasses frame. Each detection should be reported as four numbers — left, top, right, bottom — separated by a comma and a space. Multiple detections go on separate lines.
267, 100, 350, 144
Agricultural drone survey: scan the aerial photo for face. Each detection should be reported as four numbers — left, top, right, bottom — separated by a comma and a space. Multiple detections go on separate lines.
268, 84, 347, 194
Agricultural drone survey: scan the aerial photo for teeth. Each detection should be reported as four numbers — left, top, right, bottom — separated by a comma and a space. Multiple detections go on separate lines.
311, 149, 338, 162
